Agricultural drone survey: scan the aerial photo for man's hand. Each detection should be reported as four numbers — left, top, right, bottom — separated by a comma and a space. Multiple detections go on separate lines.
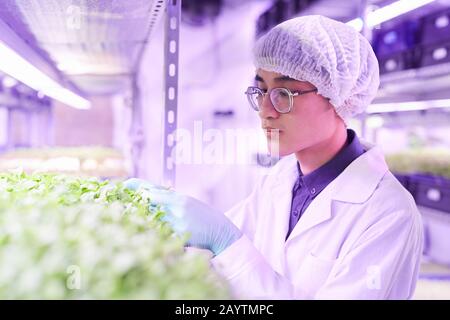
124, 178, 242, 256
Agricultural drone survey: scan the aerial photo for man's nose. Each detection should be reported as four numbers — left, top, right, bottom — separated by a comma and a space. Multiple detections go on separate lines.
258, 94, 279, 119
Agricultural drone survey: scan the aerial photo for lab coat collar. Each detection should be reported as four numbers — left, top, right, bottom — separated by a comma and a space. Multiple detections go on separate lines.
274, 140, 389, 243
274, 139, 389, 204
330, 140, 389, 204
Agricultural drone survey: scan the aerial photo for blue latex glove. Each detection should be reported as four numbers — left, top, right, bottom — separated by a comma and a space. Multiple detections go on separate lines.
123, 178, 242, 256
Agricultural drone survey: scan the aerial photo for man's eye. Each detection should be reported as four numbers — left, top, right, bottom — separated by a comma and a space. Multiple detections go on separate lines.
279, 90, 289, 97
258, 88, 268, 93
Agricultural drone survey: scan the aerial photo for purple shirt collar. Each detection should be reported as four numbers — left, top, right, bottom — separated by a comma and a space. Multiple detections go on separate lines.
297, 129, 365, 196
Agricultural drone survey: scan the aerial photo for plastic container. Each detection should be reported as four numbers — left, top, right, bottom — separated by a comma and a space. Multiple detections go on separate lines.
373, 20, 419, 58
419, 41, 450, 67
378, 47, 422, 74
419, 8, 450, 45
409, 174, 450, 214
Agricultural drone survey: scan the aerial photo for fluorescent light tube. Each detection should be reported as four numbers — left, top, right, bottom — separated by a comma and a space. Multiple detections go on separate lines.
346, 18, 364, 31
367, 99, 450, 113
347, 0, 436, 31
0, 42, 90, 110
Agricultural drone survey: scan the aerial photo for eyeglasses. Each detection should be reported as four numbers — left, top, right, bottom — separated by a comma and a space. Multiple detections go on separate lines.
244, 86, 318, 114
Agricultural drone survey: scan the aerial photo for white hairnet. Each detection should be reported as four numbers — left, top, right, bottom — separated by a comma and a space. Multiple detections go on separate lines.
253, 15, 380, 120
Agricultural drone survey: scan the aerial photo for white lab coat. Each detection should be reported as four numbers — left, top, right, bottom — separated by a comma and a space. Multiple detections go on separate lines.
211, 142, 423, 299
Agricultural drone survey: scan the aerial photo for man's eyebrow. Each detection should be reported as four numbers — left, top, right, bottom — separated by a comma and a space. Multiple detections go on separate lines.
255, 74, 264, 82
274, 75, 297, 82
254, 74, 297, 82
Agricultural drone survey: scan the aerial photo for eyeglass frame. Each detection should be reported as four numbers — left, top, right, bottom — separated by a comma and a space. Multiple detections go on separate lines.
244, 86, 318, 114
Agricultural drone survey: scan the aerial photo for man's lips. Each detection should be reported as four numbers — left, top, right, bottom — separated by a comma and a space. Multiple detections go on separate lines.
262, 127, 283, 138
262, 127, 282, 131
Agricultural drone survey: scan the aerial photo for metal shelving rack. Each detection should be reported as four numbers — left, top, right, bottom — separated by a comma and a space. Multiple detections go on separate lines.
353, 4, 450, 267
0, 87, 53, 150
162, 0, 181, 187
128, 0, 180, 186
1, 0, 180, 182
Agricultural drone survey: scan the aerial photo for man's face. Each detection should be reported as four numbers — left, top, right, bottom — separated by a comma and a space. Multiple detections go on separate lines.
256, 69, 342, 157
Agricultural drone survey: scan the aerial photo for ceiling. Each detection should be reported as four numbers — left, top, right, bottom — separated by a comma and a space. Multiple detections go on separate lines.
1, 0, 449, 98
0, 0, 166, 96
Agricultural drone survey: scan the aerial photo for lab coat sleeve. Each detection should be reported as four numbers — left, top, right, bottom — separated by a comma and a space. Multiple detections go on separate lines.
315, 206, 423, 299
211, 176, 300, 299
211, 234, 297, 299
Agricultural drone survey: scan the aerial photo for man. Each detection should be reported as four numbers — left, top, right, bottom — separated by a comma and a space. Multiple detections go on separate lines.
126, 15, 423, 299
